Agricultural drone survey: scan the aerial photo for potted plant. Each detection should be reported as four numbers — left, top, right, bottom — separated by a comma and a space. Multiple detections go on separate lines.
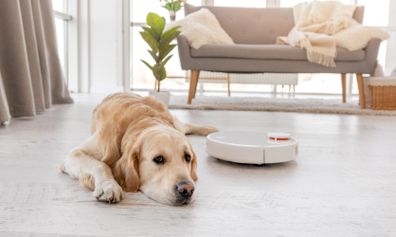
140, 12, 181, 105
160, 0, 187, 21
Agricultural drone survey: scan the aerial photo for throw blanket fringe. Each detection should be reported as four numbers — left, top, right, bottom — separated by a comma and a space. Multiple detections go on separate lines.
308, 50, 336, 68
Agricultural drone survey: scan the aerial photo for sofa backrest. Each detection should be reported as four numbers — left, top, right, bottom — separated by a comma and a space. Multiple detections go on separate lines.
184, 4, 364, 44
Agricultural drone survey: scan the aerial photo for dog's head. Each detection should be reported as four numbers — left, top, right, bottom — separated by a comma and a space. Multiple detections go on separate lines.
114, 125, 197, 206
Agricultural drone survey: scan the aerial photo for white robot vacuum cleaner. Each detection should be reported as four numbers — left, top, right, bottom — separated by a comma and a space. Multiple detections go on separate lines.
206, 131, 298, 164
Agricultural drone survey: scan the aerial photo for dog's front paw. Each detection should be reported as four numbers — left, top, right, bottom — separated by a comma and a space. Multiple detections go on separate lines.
94, 179, 123, 204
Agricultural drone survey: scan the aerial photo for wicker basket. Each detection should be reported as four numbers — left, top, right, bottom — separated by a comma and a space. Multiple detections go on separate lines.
368, 77, 396, 110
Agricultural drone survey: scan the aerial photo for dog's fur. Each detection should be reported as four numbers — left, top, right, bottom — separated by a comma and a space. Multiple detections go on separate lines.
60, 93, 217, 205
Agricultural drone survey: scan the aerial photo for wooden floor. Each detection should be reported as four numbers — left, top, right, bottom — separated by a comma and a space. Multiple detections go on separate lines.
1, 95, 396, 237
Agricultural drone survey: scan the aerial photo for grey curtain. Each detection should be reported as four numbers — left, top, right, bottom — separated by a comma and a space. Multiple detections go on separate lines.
0, 0, 73, 125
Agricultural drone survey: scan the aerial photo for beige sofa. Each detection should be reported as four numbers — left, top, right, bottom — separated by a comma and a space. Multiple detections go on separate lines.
178, 4, 383, 108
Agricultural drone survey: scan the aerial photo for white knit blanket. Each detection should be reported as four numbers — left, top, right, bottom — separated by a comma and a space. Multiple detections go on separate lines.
277, 1, 389, 67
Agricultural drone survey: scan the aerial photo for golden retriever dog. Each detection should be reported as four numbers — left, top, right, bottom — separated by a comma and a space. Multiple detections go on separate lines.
60, 93, 217, 205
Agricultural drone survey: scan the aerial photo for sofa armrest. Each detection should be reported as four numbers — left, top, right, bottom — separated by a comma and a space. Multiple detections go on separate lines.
177, 35, 193, 70
365, 38, 382, 63
364, 38, 383, 75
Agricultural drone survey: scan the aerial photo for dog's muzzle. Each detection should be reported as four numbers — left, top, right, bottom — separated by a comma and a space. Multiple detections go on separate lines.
174, 180, 194, 205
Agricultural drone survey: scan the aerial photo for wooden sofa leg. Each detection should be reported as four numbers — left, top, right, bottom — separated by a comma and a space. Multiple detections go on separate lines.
227, 73, 231, 97
187, 70, 200, 104
341, 73, 347, 103
356, 73, 366, 109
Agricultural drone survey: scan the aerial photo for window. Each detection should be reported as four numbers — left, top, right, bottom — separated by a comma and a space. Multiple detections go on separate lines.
356, 0, 390, 68
214, 0, 266, 7
129, 0, 390, 99
54, 18, 65, 79
52, 0, 74, 91
130, 0, 202, 91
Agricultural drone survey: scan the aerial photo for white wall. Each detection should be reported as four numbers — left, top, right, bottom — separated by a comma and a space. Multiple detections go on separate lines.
89, 0, 123, 93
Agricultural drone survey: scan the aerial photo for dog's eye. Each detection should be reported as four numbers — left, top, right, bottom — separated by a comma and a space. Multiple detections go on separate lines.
153, 156, 165, 164
184, 154, 191, 162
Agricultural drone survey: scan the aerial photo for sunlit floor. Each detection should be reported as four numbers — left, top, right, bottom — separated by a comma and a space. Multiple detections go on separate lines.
133, 88, 361, 103
130, 72, 362, 100
0, 94, 395, 237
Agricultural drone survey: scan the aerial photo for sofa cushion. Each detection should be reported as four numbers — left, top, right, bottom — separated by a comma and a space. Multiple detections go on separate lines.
167, 9, 234, 49
190, 44, 365, 61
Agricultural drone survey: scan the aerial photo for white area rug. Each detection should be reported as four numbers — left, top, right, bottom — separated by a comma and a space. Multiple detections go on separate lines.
169, 96, 396, 116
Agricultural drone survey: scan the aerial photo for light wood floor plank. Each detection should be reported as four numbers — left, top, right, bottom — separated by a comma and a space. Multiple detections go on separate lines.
0, 95, 395, 237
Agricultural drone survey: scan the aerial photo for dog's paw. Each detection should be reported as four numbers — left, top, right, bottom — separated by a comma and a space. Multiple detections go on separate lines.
94, 179, 123, 204
59, 162, 66, 173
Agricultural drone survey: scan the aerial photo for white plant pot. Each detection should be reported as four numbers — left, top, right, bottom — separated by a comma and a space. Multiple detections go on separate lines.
169, 10, 176, 21
149, 90, 171, 105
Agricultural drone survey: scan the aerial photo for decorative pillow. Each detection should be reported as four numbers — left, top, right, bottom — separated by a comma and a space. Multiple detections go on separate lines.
167, 8, 234, 49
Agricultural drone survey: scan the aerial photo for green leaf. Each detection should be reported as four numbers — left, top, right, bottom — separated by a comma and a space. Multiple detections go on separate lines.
163, 2, 182, 11
146, 12, 165, 36
173, 2, 182, 12
152, 65, 160, 81
160, 26, 181, 47
141, 60, 153, 70
163, 4, 173, 11
159, 44, 176, 61
148, 50, 158, 62
146, 12, 159, 27
152, 64, 167, 81
142, 26, 159, 40
160, 55, 173, 68
140, 31, 158, 52
159, 66, 167, 81
160, 67, 167, 81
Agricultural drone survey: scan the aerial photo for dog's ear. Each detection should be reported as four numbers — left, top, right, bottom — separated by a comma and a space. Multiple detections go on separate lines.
124, 148, 140, 192
113, 143, 140, 192
190, 149, 198, 181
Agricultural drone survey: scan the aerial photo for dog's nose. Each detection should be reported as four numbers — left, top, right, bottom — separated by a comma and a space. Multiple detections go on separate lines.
175, 180, 194, 199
